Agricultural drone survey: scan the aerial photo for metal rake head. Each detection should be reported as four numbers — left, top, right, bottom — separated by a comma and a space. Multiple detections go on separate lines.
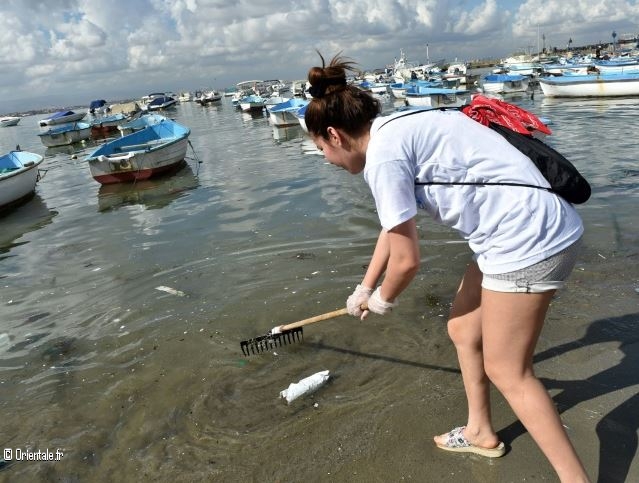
240, 327, 304, 356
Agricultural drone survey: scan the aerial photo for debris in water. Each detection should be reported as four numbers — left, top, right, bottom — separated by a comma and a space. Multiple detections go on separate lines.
280, 370, 330, 404
155, 286, 185, 297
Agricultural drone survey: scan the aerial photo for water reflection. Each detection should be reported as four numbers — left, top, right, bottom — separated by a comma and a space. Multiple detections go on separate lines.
97, 163, 199, 212
240, 109, 268, 123
44, 142, 92, 158
0, 194, 58, 261
271, 124, 304, 143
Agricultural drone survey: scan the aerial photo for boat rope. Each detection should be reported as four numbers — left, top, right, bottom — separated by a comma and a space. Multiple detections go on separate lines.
187, 139, 202, 176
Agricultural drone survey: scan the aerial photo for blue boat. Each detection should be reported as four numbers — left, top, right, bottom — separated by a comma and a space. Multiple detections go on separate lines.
88, 99, 107, 114
267, 98, 309, 126
146, 96, 177, 111
85, 118, 190, 184
38, 110, 87, 127
238, 94, 266, 112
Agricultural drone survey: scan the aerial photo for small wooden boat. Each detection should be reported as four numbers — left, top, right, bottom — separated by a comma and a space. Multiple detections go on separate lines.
37, 122, 92, 147
85, 118, 190, 184
0, 150, 44, 212
0, 116, 21, 127
38, 110, 87, 127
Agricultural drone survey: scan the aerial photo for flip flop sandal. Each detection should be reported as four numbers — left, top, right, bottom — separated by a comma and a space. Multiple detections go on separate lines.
435, 426, 506, 458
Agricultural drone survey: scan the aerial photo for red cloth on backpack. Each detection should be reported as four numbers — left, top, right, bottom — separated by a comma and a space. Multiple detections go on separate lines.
461, 94, 552, 136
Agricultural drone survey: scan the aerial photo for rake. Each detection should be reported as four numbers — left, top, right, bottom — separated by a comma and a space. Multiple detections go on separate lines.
240, 308, 349, 356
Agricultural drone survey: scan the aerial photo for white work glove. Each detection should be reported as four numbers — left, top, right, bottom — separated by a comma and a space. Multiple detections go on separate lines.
365, 287, 395, 318
346, 284, 373, 318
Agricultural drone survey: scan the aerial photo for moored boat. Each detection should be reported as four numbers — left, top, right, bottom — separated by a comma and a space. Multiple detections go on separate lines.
0, 150, 44, 212
267, 98, 309, 127
539, 72, 639, 97
84, 118, 190, 184
37, 122, 92, 147
238, 94, 266, 112
0, 116, 21, 127
38, 110, 87, 127
146, 95, 177, 111
196, 90, 222, 105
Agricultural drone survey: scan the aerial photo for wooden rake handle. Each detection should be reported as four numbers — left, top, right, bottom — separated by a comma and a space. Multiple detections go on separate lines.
277, 308, 349, 332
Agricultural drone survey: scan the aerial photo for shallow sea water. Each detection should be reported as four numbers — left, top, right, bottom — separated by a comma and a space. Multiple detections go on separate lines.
1, 90, 638, 482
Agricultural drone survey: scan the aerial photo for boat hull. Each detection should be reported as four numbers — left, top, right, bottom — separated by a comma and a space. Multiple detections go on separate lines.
539, 74, 639, 97
0, 152, 44, 211
90, 157, 187, 184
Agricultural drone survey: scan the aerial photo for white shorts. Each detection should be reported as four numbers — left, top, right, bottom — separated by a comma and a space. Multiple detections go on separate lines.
481, 238, 583, 293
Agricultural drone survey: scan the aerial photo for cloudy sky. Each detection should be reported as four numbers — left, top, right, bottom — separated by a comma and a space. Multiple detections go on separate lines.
1, 0, 638, 112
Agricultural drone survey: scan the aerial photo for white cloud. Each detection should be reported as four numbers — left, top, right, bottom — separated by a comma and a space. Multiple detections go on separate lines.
0, 0, 638, 111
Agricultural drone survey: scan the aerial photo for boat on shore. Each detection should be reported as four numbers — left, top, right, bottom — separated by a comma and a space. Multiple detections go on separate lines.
37, 122, 92, 147
38, 110, 87, 127
0, 150, 45, 212
539, 72, 639, 97
84, 118, 190, 184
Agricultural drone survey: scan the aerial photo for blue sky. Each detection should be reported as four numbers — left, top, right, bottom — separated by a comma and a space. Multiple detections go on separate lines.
1, 0, 637, 112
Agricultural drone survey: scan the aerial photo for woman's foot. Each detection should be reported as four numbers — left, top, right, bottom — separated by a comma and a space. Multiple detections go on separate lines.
434, 426, 506, 458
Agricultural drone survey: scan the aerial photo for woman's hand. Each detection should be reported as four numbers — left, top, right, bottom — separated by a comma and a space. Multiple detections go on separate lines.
362, 287, 395, 319
346, 284, 373, 317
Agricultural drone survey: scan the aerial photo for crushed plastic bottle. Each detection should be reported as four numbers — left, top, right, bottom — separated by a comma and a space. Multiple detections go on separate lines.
279, 370, 330, 404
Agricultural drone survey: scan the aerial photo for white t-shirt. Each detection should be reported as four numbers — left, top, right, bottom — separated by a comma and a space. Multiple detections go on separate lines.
364, 109, 584, 274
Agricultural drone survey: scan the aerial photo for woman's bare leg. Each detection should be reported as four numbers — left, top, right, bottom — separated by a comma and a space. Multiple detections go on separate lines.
434, 262, 500, 449
481, 288, 589, 482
